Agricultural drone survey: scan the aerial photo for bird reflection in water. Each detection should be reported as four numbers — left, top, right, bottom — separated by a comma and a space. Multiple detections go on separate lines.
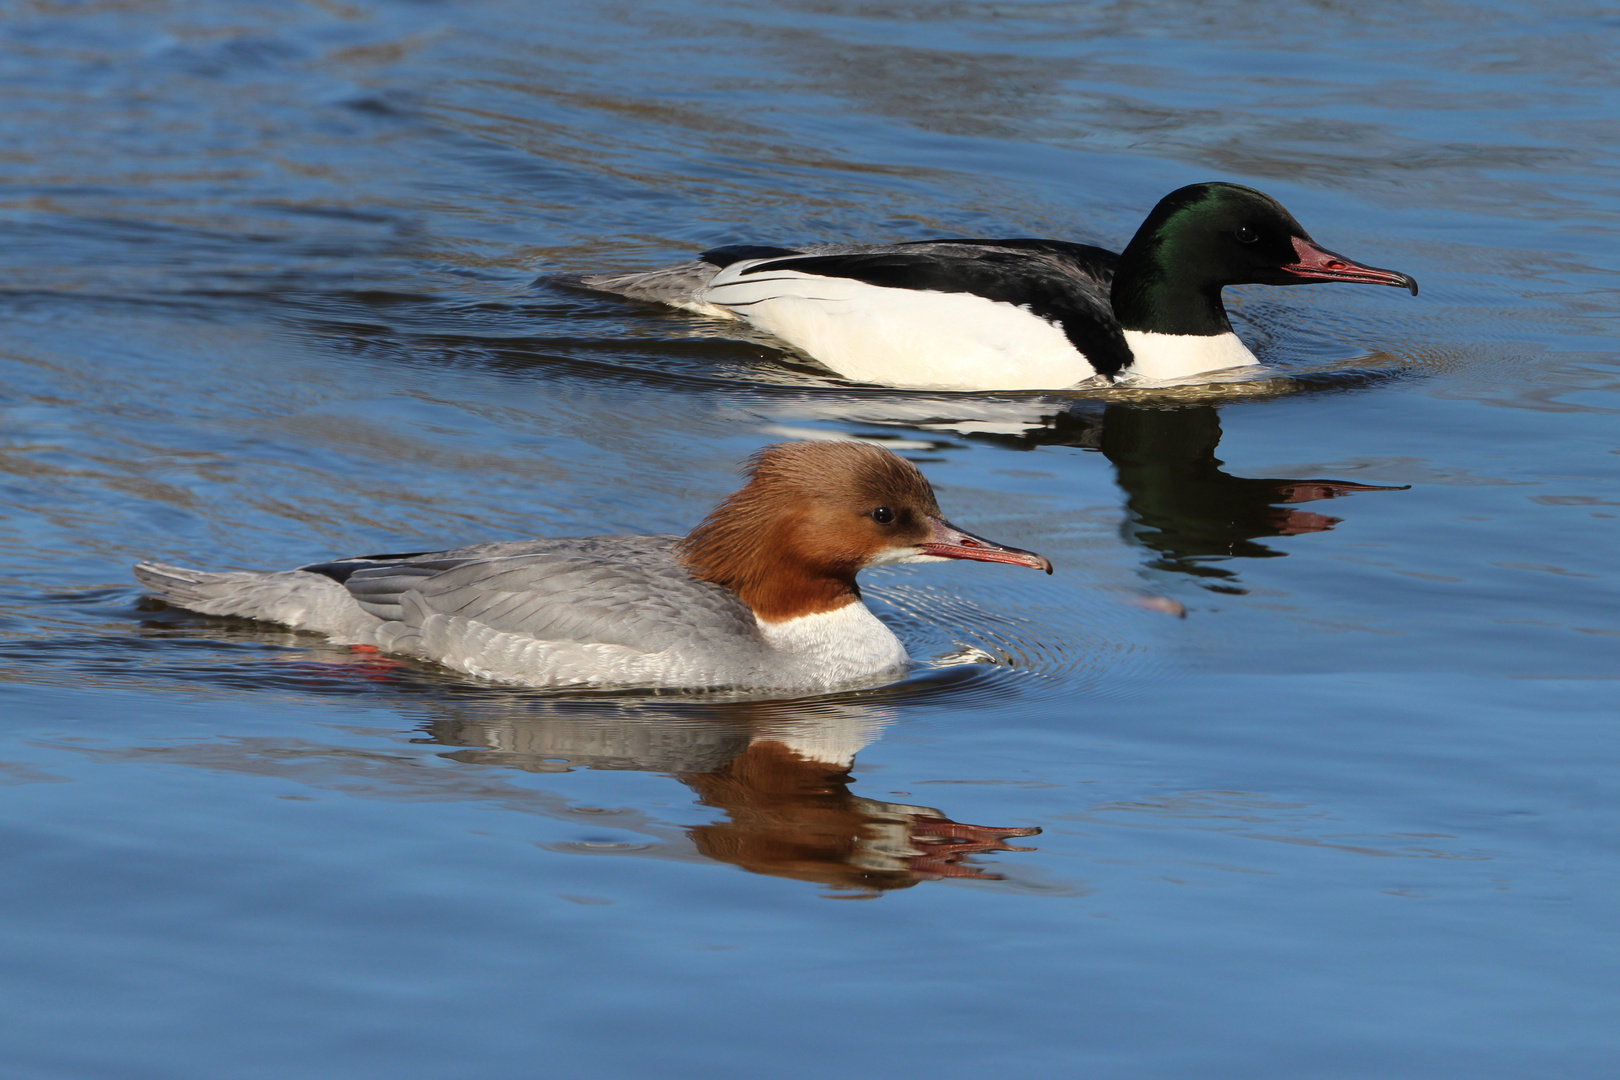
1102, 405, 1408, 592
680, 738, 1037, 891
425, 700, 1038, 895
986, 402, 1406, 593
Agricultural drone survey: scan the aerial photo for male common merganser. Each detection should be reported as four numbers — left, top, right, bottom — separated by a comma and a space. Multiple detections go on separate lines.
577, 182, 1418, 391
133, 442, 1051, 691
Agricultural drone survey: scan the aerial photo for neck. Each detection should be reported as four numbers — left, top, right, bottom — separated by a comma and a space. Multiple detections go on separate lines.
678, 515, 862, 623
1111, 235, 1235, 337
739, 574, 861, 624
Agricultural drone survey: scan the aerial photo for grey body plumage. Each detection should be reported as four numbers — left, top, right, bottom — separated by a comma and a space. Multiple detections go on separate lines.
133, 442, 1054, 692
136, 536, 810, 690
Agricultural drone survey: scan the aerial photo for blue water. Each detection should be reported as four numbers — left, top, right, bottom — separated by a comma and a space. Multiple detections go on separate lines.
1, 1, 1616, 1076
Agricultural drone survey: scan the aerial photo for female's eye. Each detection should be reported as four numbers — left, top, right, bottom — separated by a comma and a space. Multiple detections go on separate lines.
1235, 225, 1259, 243
871, 507, 895, 524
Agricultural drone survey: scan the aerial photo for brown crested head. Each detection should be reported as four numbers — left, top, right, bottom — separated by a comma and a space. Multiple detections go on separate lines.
677, 442, 1052, 623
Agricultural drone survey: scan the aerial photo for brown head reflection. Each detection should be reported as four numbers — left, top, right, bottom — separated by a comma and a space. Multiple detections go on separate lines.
682, 737, 1037, 894
423, 701, 1038, 895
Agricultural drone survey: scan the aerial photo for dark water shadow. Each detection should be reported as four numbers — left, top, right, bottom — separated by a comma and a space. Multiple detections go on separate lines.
968, 397, 1410, 593
1103, 406, 1407, 592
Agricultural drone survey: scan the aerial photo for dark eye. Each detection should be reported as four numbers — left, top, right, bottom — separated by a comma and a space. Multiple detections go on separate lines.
1234, 225, 1259, 243
871, 507, 895, 525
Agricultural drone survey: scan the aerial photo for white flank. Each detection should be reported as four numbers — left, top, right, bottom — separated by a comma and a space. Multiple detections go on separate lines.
418, 600, 908, 690
756, 602, 909, 683
704, 262, 1098, 391
1119, 329, 1261, 383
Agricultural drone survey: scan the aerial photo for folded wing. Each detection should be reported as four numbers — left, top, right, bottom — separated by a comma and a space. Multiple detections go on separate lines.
330, 537, 760, 656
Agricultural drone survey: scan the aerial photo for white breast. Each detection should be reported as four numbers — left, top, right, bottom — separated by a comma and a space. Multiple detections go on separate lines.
703, 264, 1098, 391
756, 602, 910, 684
1119, 329, 1261, 383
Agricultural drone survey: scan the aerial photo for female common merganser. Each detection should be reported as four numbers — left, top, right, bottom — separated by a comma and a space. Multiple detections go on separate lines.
577, 182, 1418, 391
133, 442, 1051, 691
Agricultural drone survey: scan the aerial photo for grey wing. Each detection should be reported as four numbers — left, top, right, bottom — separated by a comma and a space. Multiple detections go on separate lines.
343, 545, 761, 655
573, 262, 726, 311
298, 535, 680, 584
572, 244, 889, 311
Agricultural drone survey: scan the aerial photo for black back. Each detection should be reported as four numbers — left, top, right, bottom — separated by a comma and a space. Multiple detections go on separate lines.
702, 244, 804, 267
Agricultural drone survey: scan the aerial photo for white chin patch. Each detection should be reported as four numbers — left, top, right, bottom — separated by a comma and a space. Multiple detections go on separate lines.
866, 547, 951, 567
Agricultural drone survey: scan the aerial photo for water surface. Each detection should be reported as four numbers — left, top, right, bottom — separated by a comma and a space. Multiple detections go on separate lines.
1, 1, 1617, 1076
